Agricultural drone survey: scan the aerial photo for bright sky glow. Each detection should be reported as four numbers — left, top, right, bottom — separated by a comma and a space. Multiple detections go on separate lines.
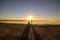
0, 0, 60, 20
0, 0, 60, 24
28, 16, 32, 20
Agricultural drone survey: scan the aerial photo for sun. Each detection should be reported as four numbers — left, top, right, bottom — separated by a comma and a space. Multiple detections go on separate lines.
28, 16, 33, 24
28, 16, 32, 20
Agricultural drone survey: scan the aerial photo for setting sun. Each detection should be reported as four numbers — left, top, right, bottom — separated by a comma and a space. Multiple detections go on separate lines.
28, 16, 32, 20
28, 16, 33, 24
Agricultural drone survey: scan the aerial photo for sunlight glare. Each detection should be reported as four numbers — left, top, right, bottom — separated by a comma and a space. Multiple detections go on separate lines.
28, 16, 33, 24
28, 16, 32, 20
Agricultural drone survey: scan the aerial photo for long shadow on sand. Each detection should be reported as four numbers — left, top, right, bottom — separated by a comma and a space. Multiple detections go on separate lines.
20, 24, 31, 40
20, 23, 41, 40
32, 26, 41, 40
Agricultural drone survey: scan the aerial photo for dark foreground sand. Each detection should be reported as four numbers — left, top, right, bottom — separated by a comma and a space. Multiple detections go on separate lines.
0, 23, 60, 40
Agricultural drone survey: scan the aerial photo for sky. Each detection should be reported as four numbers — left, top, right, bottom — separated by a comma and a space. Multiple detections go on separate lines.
0, 0, 60, 20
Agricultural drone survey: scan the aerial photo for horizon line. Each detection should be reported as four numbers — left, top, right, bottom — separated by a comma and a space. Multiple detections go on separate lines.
0, 20, 60, 22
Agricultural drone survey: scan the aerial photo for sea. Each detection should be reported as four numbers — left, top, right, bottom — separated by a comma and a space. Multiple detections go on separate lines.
0, 21, 60, 25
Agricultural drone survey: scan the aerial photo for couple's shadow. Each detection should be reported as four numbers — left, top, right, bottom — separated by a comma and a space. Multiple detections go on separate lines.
20, 23, 41, 40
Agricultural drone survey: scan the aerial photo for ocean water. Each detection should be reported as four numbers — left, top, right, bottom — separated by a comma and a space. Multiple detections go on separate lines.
0, 21, 60, 25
